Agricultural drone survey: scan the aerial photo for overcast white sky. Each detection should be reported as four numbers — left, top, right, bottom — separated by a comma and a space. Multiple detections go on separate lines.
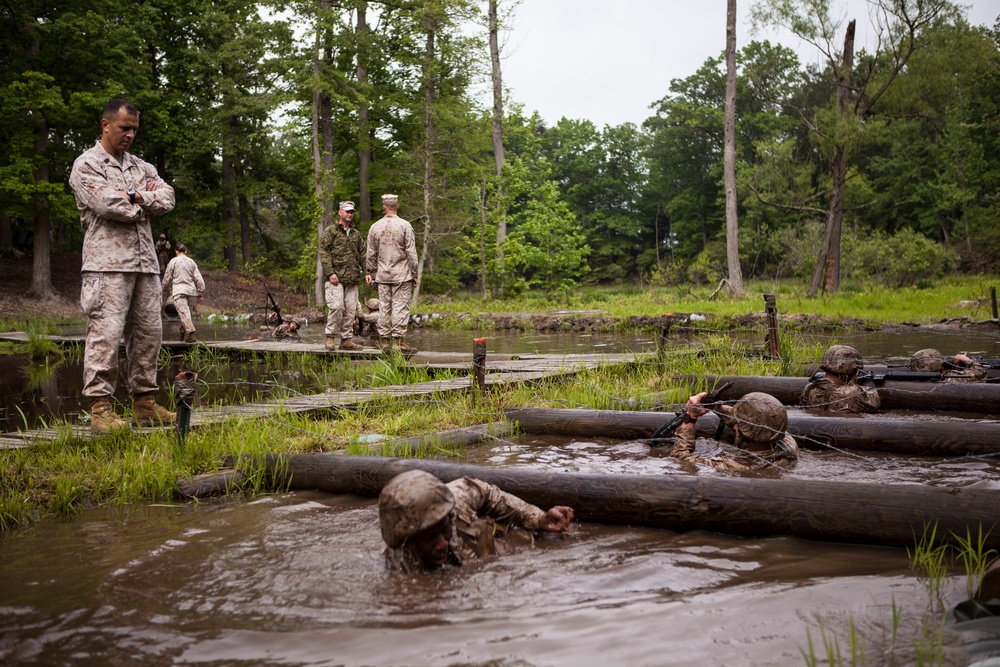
497, 0, 1000, 129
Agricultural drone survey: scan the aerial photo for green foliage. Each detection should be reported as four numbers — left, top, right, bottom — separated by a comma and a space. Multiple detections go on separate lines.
842, 228, 959, 288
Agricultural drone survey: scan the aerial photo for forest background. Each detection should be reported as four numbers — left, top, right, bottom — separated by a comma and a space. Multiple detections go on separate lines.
1, 0, 999, 310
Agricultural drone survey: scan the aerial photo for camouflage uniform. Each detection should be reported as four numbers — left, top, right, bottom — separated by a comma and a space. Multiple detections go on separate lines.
69, 140, 175, 399
800, 378, 880, 413
161, 253, 204, 338
366, 211, 418, 340
910, 348, 989, 383
670, 392, 799, 471
155, 235, 172, 273
381, 473, 546, 573
271, 321, 300, 339
319, 223, 365, 342
801, 344, 880, 413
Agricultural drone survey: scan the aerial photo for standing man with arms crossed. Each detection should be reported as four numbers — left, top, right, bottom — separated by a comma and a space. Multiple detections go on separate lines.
69, 98, 176, 434
365, 194, 418, 353
162, 243, 205, 343
319, 200, 366, 351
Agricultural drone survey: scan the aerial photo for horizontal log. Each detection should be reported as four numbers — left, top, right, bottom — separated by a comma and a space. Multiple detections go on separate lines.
249, 454, 1000, 550
176, 468, 245, 498
372, 421, 514, 454
503, 408, 1000, 457
676, 374, 1000, 414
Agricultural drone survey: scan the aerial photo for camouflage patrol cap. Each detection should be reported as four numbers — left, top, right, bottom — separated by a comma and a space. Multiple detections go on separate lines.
378, 470, 455, 549
365, 298, 380, 311
339, 200, 355, 211
910, 348, 944, 372
819, 345, 864, 376
732, 392, 787, 444
381, 193, 398, 206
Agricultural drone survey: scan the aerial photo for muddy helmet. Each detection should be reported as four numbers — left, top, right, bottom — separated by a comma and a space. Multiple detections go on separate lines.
819, 345, 864, 376
909, 348, 944, 372
378, 470, 455, 549
732, 392, 787, 444
365, 298, 380, 311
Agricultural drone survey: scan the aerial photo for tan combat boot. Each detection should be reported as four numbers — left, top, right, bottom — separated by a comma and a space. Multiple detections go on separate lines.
378, 337, 391, 351
91, 397, 130, 435
325, 336, 338, 351
392, 338, 416, 354
132, 394, 176, 427
339, 338, 362, 351
184, 331, 197, 343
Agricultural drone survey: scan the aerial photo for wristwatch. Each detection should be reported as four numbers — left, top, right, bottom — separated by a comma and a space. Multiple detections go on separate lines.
127, 188, 136, 205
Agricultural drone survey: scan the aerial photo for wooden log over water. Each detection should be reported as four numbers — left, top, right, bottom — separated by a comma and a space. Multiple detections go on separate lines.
676, 374, 1000, 414
176, 468, 245, 498
251, 454, 1000, 549
371, 422, 514, 454
503, 408, 1000, 456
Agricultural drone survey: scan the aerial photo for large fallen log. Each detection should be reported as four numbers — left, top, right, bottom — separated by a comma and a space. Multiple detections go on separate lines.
370, 422, 514, 454
503, 408, 1000, 457
249, 454, 1000, 549
675, 374, 1000, 414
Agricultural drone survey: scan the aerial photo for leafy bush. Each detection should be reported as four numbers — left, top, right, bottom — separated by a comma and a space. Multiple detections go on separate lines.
842, 228, 958, 288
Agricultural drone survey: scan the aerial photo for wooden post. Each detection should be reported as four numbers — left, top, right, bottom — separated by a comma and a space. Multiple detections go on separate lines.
173, 370, 197, 455
764, 294, 780, 359
473, 337, 487, 391
657, 317, 672, 356
991, 286, 998, 321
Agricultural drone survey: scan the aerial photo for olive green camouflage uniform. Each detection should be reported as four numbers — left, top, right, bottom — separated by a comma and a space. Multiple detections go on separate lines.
382, 475, 546, 573
799, 378, 881, 413
69, 141, 175, 399
319, 223, 365, 341
366, 212, 418, 340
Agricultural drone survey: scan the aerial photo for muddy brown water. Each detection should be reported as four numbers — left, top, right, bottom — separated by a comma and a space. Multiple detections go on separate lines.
2, 436, 1000, 666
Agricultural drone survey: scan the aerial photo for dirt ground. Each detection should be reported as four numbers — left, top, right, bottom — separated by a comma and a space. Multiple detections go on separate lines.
0, 251, 310, 324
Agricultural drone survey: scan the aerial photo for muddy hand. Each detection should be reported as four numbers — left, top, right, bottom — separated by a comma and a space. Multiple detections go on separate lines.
539, 506, 574, 533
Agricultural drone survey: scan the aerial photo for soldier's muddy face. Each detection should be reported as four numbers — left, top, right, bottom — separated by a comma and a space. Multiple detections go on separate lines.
410, 514, 452, 569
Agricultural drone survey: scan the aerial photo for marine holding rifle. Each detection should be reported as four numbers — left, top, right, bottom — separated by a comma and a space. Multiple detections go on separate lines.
800, 345, 881, 413
909, 348, 990, 383
669, 392, 798, 471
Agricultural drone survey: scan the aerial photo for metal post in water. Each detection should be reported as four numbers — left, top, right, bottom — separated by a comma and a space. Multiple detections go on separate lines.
473, 338, 487, 392
991, 286, 998, 321
764, 294, 780, 360
173, 370, 198, 455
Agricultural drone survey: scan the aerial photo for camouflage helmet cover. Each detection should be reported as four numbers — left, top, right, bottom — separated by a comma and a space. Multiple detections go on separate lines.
365, 298, 380, 311
378, 470, 455, 548
819, 345, 864, 376
732, 392, 787, 443
909, 348, 944, 372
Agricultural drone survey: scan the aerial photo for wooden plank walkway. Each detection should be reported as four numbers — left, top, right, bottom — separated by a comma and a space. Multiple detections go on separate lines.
0, 333, 645, 448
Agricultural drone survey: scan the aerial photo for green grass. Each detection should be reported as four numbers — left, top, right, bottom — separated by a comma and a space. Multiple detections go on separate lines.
412, 276, 999, 326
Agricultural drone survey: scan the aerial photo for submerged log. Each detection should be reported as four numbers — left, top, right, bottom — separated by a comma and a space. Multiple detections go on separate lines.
503, 408, 1000, 457
249, 454, 1000, 550
675, 374, 1000, 414
372, 422, 514, 454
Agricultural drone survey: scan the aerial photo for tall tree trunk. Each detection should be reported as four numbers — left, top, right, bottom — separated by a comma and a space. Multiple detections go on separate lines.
489, 0, 507, 278
221, 149, 238, 272
312, 1, 337, 304
30, 114, 55, 298
808, 19, 855, 297
236, 161, 251, 264
723, 0, 744, 295
413, 23, 435, 307
478, 182, 488, 298
312, 24, 324, 305
0, 213, 12, 254
356, 1, 371, 225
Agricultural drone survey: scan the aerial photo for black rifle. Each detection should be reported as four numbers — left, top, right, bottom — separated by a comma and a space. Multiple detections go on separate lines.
811, 370, 941, 385
266, 289, 284, 326
651, 381, 734, 441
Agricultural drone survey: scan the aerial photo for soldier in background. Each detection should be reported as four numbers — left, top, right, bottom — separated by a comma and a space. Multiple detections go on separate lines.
909, 348, 989, 383
161, 243, 205, 343
378, 470, 574, 573
365, 194, 418, 353
155, 233, 172, 274
800, 345, 881, 413
69, 98, 176, 434
319, 200, 366, 351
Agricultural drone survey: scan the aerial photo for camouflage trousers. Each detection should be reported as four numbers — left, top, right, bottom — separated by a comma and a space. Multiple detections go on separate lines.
377, 281, 412, 339
80, 271, 162, 398
173, 294, 198, 335
324, 281, 359, 339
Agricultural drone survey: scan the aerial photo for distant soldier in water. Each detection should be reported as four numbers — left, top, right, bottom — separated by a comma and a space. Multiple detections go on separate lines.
271, 319, 300, 339
378, 470, 574, 573
909, 348, 989, 383
800, 345, 881, 413
669, 391, 798, 471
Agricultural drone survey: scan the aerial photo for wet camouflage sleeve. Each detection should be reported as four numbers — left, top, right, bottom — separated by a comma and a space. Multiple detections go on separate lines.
800, 378, 881, 413
320, 225, 366, 285
366, 215, 418, 283
69, 141, 175, 273
670, 423, 799, 471
942, 364, 990, 383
